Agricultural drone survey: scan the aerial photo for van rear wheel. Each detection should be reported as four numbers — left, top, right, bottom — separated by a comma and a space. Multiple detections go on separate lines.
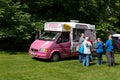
51, 53, 60, 62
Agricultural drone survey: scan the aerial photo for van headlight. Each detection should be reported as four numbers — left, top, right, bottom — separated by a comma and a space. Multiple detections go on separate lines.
39, 48, 48, 52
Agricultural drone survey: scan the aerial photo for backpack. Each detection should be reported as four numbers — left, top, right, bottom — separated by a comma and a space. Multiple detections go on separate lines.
79, 44, 84, 54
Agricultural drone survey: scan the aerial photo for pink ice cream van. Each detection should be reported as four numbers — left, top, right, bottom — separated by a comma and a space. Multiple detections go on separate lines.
28, 20, 96, 61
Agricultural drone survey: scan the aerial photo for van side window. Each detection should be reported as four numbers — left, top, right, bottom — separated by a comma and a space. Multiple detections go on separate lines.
58, 32, 69, 43
73, 29, 84, 42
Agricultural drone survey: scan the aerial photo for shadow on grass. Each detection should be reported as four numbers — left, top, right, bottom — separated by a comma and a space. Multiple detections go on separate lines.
90, 61, 107, 65
31, 56, 120, 67
62, 56, 78, 61
32, 56, 78, 62
114, 62, 120, 66
32, 57, 52, 62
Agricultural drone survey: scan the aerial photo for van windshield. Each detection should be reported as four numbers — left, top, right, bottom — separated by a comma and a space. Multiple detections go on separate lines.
39, 31, 60, 41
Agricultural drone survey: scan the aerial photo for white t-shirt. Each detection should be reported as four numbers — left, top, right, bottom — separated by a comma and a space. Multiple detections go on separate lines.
83, 40, 92, 54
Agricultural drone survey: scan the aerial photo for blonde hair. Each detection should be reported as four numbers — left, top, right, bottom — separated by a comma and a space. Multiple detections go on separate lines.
85, 37, 90, 40
97, 38, 101, 41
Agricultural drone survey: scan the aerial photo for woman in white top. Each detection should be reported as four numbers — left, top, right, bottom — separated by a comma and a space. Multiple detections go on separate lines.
82, 37, 92, 66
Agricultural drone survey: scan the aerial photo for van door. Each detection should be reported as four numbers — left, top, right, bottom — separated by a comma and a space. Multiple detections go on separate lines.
56, 32, 71, 57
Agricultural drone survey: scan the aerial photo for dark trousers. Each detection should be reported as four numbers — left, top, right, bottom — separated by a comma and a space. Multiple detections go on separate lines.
97, 53, 102, 65
89, 54, 92, 61
106, 51, 115, 66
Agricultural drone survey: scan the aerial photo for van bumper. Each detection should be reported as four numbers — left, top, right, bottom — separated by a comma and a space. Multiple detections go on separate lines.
29, 50, 50, 59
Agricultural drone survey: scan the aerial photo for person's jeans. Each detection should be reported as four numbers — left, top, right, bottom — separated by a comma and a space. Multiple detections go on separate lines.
78, 53, 83, 63
82, 54, 90, 66
89, 54, 93, 61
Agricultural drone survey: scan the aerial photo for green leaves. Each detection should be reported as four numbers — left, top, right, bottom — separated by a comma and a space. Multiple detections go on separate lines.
0, 0, 32, 44
0, 0, 120, 44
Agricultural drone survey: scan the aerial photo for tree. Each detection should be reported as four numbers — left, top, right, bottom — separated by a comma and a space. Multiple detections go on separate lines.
96, 0, 120, 41
0, 0, 32, 44
0, 0, 120, 44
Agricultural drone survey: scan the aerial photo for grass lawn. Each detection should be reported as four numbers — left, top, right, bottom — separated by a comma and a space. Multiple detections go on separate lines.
0, 50, 120, 80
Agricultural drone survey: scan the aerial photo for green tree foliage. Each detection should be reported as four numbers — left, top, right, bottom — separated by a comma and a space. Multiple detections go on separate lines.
0, 0, 45, 44
96, 0, 120, 41
0, 0, 120, 44
0, 0, 31, 44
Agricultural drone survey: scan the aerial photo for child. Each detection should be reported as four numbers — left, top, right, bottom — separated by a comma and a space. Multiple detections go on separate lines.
96, 38, 103, 65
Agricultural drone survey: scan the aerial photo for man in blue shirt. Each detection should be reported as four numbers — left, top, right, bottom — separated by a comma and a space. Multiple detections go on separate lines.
105, 34, 115, 66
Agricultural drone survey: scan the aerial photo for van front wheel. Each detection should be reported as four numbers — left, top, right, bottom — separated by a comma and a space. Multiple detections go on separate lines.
51, 53, 60, 62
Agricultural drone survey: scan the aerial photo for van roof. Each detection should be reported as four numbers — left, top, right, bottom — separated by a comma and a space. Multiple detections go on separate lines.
112, 34, 120, 37
44, 22, 95, 31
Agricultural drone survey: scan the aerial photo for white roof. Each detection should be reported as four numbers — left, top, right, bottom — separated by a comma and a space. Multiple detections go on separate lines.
112, 34, 120, 37
44, 22, 95, 32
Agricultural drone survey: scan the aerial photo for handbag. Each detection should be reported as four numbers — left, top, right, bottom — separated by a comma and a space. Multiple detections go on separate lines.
79, 44, 84, 54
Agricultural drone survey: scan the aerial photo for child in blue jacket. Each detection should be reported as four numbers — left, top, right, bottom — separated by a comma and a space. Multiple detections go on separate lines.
96, 38, 103, 65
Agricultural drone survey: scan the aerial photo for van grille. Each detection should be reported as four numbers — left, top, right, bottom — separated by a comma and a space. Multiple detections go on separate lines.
31, 48, 38, 52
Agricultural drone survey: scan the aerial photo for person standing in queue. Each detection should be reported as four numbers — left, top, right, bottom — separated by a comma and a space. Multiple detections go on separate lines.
78, 33, 85, 63
96, 38, 103, 65
87, 37, 93, 61
82, 37, 92, 66
105, 34, 115, 67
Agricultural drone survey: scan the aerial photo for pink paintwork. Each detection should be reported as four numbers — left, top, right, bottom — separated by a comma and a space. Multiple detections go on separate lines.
30, 39, 52, 50
28, 36, 77, 60
118, 37, 120, 50
29, 39, 56, 59
28, 22, 96, 61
